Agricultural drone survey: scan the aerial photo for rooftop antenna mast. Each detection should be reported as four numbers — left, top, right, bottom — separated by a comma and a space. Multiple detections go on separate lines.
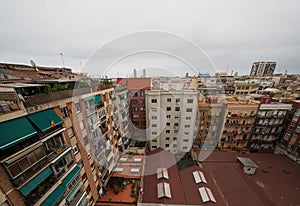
60, 53, 65, 68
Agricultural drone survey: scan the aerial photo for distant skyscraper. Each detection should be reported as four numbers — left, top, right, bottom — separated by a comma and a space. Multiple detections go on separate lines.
133, 69, 137, 78
250, 61, 276, 76
143, 69, 146, 77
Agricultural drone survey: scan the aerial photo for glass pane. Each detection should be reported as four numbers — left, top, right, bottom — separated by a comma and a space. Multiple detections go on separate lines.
18, 157, 30, 171
8, 163, 22, 177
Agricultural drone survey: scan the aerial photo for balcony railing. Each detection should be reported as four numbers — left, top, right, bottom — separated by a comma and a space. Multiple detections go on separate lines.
66, 189, 85, 206
55, 160, 75, 180
46, 144, 69, 162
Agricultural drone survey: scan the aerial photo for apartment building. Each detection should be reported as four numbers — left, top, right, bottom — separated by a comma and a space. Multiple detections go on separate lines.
0, 63, 121, 206
190, 75, 224, 97
146, 78, 199, 153
234, 79, 260, 95
276, 100, 300, 163
249, 103, 292, 152
116, 78, 151, 143
196, 101, 225, 148
0, 106, 87, 206
112, 85, 130, 144
250, 61, 276, 76
218, 99, 259, 152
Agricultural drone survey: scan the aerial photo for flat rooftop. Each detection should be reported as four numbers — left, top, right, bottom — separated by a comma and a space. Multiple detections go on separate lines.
197, 150, 300, 206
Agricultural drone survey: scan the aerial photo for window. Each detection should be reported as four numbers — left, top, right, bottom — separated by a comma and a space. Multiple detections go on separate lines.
176, 98, 180, 103
165, 144, 169, 147
152, 146, 157, 149
186, 108, 192, 112
166, 137, 170, 140
141, 107, 145, 111
83, 136, 88, 146
140, 91, 145, 96
67, 127, 74, 138
175, 116, 179, 119
152, 131, 157, 135
86, 185, 91, 194
79, 121, 84, 130
184, 132, 190, 135
167, 98, 171, 102
173, 144, 177, 148
61, 107, 69, 118
174, 123, 179, 127
173, 137, 177, 141
152, 139, 157, 142
166, 115, 171, 119
151, 99, 157, 103
166, 122, 170, 126
186, 116, 191, 120
183, 139, 189, 142
75, 103, 81, 113
91, 163, 95, 171
151, 116, 157, 120
152, 124, 157, 127
82, 173, 87, 182
166, 130, 170, 134
166, 107, 171, 111
187, 99, 193, 103
185, 125, 191, 128
183, 146, 188, 150
175, 107, 180, 111
133, 107, 139, 112
174, 130, 178, 134
73, 144, 79, 154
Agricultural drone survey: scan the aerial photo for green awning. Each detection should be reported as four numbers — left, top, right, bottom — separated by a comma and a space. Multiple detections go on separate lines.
95, 95, 102, 103
27, 109, 63, 132
0, 117, 37, 150
20, 166, 53, 196
62, 166, 81, 186
120, 93, 125, 98
84, 96, 95, 101
66, 181, 83, 202
78, 197, 87, 206
41, 184, 66, 206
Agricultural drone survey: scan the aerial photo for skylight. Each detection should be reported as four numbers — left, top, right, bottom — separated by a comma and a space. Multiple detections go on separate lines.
114, 167, 123, 172
157, 167, 169, 179
199, 187, 216, 203
120, 157, 128, 162
157, 182, 171, 198
130, 168, 140, 173
193, 171, 207, 184
133, 157, 142, 162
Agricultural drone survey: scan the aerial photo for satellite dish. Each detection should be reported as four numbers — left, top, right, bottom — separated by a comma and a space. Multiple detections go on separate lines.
30, 60, 39, 71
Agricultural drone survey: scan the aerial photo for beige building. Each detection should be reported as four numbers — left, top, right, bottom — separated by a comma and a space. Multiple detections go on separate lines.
218, 99, 259, 151
0, 78, 119, 206
234, 79, 260, 96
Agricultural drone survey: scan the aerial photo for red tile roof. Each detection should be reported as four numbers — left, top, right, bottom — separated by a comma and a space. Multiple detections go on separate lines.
141, 148, 186, 205
179, 165, 226, 205
116, 78, 151, 90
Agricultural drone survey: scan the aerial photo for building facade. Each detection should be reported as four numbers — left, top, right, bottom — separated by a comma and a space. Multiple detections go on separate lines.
218, 99, 259, 152
276, 100, 300, 163
146, 78, 199, 153
250, 61, 276, 76
249, 103, 291, 152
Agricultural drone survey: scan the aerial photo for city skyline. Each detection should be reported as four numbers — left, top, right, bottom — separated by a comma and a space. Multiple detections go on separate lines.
0, 1, 300, 76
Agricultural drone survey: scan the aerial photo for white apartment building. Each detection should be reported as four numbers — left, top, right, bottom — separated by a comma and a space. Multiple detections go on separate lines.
146, 78, 199, 153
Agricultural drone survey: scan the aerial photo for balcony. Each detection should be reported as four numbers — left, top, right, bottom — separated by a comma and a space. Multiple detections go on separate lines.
46, 144, 69, 162
55, 160, 75, 180
66, 189, 85, 206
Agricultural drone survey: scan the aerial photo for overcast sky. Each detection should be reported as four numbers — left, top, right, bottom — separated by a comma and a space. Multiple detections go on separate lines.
0, 0, 299, 77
